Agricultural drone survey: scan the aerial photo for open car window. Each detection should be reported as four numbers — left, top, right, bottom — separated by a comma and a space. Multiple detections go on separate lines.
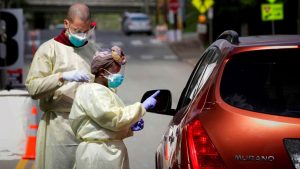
176, 47, 220, 110
189, 51, 219, 100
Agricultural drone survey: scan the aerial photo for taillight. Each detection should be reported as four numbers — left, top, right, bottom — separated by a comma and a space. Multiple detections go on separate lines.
187, 119, 226, 169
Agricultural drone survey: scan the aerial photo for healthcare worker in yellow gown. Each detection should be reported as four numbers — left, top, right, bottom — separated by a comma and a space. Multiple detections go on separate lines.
69, 46, 159, 169
25, 3, 97, 169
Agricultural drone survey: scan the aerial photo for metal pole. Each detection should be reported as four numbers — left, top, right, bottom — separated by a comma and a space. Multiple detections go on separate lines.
163, 0, 168, 25
0, 16, 7, 89
298, 0, 300, 34
208, 8, 214, 44
156, 0, 160, 24
209, 19, 213, 43
144, 0, 150, 14
272, 21, 275, 34
174, 11, 178, 41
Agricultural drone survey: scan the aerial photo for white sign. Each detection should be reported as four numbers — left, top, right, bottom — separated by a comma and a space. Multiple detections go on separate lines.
0, 90, 37, 160
168, 11, 175, 24
208, 7, 214, 19
0, 9, 24, 69
197, 23, 207, 34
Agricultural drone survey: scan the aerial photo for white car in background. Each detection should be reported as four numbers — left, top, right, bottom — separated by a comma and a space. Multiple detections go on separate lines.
121, 12, 153, 36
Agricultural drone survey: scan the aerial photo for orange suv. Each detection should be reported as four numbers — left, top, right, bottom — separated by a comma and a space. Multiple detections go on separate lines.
142, 30, 300, 169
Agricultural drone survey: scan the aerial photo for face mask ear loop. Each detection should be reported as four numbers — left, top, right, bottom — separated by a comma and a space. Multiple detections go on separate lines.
67, 28, 72, 35
67, 25, 76, 36
87, 26, 95, 37
101, 69, 112, 79
103, 69, 112, 75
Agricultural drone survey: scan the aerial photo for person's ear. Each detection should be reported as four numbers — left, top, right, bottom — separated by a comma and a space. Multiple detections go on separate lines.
64, 19, 69, 29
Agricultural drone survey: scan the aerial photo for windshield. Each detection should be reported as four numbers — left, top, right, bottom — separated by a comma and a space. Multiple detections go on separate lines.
220, 48, 300, 118
130, 16, 149, 21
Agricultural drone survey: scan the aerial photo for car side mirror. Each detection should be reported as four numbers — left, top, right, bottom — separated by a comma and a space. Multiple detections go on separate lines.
141, 89, 172, 115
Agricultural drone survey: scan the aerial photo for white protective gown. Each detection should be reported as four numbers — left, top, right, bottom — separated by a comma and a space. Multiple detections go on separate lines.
69, 83, 146, 169
25, 39, 97, 169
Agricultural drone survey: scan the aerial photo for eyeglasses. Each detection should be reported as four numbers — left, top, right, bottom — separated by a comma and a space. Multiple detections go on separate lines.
68, 23, 95, 38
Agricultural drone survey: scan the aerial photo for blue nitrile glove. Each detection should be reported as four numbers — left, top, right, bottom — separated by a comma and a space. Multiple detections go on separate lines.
131, 118, 144, 131
62, 70, 90, 82
142, 90, 160, 110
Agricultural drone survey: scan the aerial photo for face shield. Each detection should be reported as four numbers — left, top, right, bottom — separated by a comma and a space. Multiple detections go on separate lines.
67, 23, 95, 47
68, 26, 95, 39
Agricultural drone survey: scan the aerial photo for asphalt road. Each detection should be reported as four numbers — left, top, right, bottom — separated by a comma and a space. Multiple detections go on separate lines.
1, 30, 195, 169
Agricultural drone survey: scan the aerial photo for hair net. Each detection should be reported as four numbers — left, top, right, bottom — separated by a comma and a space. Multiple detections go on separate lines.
91, 46, 127, 75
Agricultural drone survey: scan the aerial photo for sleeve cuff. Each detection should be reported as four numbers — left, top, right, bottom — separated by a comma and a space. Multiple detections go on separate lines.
57, 73, 64, 87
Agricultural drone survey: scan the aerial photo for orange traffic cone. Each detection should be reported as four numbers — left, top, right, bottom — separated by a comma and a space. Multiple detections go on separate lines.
22, 106, 38, 159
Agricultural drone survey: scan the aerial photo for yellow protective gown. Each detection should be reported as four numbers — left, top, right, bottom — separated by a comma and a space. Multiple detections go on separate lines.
25, 39, 97, 169
69, 83, 146, 169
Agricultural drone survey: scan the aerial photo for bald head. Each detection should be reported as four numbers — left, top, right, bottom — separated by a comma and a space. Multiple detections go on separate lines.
67, 3, 91, 22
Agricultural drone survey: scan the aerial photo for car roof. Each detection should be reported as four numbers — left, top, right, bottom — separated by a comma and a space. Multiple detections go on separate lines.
211, 31, 300, 60
212, 31, 300, 54
238, 35, 300, 46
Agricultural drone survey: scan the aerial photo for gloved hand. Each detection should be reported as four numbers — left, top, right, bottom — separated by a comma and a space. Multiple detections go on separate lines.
142, 90, 160, 110
62, 70, 90, 82
131, 118, 144, 131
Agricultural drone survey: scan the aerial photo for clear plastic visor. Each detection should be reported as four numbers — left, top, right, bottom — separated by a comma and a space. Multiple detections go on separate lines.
68, 26, 95, 39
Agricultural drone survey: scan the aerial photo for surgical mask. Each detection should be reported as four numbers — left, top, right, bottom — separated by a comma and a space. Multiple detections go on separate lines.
106, 73, 124, 88
103, 68, 125, 88
68, 30, 88, 47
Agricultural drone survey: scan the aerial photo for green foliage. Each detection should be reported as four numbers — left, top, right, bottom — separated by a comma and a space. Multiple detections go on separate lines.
93, 14, 121, 31
183, 1, 200, 32
239, 0, 257, 7
239, 0, 286, 7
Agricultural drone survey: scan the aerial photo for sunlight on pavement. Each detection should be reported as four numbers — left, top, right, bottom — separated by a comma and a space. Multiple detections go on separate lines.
16, 159, 34, 169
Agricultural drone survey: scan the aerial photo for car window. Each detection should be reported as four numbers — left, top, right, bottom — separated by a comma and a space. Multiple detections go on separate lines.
130, 16, 149, 21
220, 48, 300, 118
176, 47, 220, 110
189, 50, 219, 100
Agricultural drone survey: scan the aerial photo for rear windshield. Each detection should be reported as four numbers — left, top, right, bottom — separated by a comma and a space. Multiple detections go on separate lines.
220, 48, 300, 118
130, 16, 149, 21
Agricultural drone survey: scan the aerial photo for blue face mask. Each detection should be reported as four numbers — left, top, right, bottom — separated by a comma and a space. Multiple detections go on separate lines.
107, 73, 124, 88
68, 31, 87, 47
